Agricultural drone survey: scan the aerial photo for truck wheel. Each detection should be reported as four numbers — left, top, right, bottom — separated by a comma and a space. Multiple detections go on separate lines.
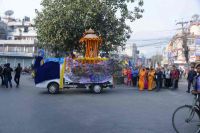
47, 82, 59, 94
93, 85, 102, 94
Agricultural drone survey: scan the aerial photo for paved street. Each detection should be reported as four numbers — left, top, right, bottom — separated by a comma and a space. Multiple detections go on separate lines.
0, 75, 194, 133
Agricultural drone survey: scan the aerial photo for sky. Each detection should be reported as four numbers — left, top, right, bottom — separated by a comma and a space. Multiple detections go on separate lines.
0, 0, 200, 57
128, 0, 200, 57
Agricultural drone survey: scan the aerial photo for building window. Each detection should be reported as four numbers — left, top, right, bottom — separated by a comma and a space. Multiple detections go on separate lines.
8, 26, 14, 32
16, 46, 24, 52
0, 46, 5, 52
8, 37, 12, 40
8, 46, 16, 52
25, 47, 33, 53
24, 27, 29, 32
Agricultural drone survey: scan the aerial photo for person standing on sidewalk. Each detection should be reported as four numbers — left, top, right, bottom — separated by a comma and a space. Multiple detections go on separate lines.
14, 63, 22, 88
186, 66, 197, 93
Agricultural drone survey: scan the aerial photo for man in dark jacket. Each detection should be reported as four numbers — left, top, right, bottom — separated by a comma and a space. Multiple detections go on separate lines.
155, 68, 163, 92
187, 66, 197, 93
14, 63, 22, 88
3, 63, 13, 88
132, 67, 139, 87
193, 64, 200, 92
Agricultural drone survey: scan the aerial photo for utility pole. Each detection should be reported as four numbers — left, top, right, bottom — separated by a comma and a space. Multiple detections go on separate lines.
176, 21, 189, 64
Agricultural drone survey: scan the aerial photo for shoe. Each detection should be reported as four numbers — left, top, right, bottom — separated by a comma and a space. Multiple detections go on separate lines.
186, 91, 190, 93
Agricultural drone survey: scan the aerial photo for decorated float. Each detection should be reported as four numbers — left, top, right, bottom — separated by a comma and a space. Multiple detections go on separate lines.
34, 29, 113, 94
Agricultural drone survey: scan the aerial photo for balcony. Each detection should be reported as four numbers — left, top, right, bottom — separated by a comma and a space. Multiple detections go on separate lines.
0, 40, 36, 45
7, 31, 37, 37
0, 51, 34, 57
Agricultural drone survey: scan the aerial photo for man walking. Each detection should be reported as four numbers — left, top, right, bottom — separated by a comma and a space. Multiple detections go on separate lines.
132, 67, 139, 87
155, 68, 163, 92
14, 63, 22, 88
3, 63, 13, 88
171, 65, 179, 90
193, 64, 200, 92
187, 66, 197, 93
164, 68, 171, 88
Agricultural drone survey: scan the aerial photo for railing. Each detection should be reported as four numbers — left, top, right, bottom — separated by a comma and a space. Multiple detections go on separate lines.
0, 40, 36, 45
0, 52, 34, 57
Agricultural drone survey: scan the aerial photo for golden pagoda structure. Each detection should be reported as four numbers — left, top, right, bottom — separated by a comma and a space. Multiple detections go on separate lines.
77, 29, 108, 64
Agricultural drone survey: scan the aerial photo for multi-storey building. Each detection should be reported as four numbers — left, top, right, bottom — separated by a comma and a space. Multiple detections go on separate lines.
0, 15, 37, 68
119, 43, 139, 65
165, 21, 200, 68
0, 19, 7, 39
0, 40, 36, 68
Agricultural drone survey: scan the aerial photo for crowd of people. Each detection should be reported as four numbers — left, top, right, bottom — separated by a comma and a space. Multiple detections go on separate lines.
0, 63, 22, 88
122, 65, 187, 92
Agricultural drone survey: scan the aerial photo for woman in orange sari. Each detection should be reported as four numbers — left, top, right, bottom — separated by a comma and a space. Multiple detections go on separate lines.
138, 67, 146, 91
148, 67, 156, 91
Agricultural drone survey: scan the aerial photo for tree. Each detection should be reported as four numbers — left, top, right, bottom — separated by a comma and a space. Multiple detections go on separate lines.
35, 0, 144, 56
192, 14, 200, 22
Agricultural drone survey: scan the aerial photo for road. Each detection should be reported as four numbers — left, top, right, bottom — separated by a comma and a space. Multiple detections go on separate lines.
0, 75, 194, 133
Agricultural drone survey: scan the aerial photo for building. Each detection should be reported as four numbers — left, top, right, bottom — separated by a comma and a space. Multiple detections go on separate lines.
118, 43, 139, 66
0, 19, 7, 39
161, 47, 168, 66
131, 43, 139, 64
0, 40, 36, 68
0, 15, 37, 68
166, 21, 200, 68
5, 16, 36, 40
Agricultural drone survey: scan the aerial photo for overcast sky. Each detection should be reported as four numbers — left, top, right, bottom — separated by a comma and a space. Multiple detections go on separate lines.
0, 0, 200, 57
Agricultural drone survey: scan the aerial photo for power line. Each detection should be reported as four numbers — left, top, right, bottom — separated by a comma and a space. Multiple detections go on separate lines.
136, 41, 169, 47
129, 37, 171, 42
133, 29, 177, 34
